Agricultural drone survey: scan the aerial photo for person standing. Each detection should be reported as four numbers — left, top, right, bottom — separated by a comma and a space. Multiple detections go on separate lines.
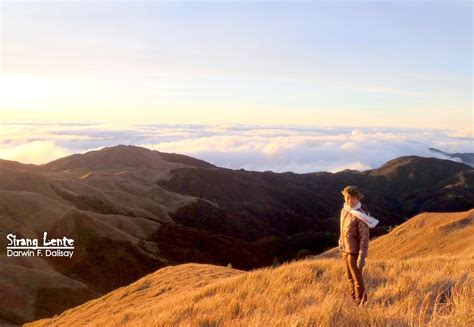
338, 186, 379, 305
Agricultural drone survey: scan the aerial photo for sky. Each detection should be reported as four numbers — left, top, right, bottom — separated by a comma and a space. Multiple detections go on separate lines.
0, 0, 472, 129
0, 1, 472, 171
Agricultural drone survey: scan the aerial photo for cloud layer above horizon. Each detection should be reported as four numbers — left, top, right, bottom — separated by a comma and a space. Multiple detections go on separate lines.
0, 122, 472, 173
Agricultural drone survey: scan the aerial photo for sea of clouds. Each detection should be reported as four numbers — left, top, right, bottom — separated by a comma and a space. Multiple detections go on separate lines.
0, 121, 472, 173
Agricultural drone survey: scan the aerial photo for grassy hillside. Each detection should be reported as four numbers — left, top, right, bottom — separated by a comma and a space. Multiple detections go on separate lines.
29, 210, 473, 326
320, 209, 474, 260
369, 209, 473, 259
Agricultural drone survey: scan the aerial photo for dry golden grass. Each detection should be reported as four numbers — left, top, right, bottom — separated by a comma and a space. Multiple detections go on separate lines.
79, 172, 93, 180
29, 210, 474, 327
319, 209, 474, 260
369, 209, 474, 259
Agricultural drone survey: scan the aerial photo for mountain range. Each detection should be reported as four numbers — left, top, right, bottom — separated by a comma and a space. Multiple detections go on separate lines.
429, 147, 474, 167
0, 145, 473, 324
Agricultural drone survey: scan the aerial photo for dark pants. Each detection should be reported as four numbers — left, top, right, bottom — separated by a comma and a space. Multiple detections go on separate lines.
342, 252, 367, 304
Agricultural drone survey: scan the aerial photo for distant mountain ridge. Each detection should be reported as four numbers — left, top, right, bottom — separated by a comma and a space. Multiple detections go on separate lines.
0, 145, 473, 324
44, 144, 216, 170
429, 147, 474, 167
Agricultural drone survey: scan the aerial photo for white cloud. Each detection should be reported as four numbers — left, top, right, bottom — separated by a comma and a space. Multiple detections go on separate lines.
329, 162, 372, 173
448, 128, 473, 139
0, 140, 71, 165
0, 122, 472, 172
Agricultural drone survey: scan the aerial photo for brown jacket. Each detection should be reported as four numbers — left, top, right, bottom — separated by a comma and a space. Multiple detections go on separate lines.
339, 206, 370, 259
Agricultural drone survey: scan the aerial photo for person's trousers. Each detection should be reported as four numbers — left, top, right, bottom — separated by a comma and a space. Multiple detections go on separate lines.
342, 252, 367, 304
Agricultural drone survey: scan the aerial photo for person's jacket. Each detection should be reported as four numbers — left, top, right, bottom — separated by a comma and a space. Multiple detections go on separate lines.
338, 205, 370, 259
